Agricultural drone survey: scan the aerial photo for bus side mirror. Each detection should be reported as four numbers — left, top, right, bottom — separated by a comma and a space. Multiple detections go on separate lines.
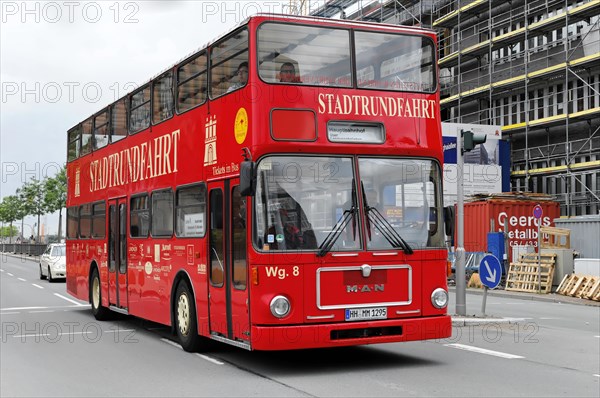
240, 161, 256, 196
444, 206, 455, 239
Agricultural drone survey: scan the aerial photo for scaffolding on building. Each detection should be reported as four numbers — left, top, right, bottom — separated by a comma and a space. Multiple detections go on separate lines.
303, 0, 600, 216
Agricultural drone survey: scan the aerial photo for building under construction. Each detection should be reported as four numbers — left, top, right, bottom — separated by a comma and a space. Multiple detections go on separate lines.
294, 0, 600, 216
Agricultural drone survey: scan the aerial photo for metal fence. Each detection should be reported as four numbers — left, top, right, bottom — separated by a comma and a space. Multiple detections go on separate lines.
1, 244, 47, 257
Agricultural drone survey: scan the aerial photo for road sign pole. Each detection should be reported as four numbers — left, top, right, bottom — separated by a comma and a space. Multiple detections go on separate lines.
538, 220, 541, 293
481, 286, 488, 316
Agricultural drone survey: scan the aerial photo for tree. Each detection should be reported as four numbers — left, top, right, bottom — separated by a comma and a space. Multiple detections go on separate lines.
0, 225, 19, 240
44, 166, 67, 241
18, 178, 46, 242
0, 195, 25, 243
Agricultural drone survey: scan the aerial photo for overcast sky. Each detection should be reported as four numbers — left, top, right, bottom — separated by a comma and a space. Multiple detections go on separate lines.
1, 0, 331, 236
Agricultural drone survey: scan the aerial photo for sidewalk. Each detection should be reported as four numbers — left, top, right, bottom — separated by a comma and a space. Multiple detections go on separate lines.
449, 285, 600, 307
1, 252, 40, 263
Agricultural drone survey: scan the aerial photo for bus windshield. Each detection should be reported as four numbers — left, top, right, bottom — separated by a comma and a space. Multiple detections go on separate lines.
254, 156, 358, 252
253, 156, 443, 252
257, 22, 435, 92
357, 158, 443, 250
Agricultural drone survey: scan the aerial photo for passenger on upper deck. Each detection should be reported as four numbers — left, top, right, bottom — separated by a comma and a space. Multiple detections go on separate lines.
227, 61, 248, 93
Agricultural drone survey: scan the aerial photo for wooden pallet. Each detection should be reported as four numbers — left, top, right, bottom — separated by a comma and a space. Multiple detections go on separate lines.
592, 283, 600, 301
556, 274, 600, 300
540, 226, 570, 249
557, 274, 577, 295
506, 253, 556, 294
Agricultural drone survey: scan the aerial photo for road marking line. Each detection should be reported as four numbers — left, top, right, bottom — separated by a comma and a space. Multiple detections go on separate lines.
1, 306, 46, 311
32, 284, 44, 289
196, 353, 224, 365
594, 374, 600, 378
0, 269, 4, 272
161, 338, 182, 349
7, 273, 14, 276
160, 338, 223, 365
1, 305, 87, 311
29, 310, 55, 313
1, 312, 20, 315
445, 344, 524, 359
54, 293, 86, 306
594, 336, 600, 338
17, 278, 26, 282
13, 329, 133, 339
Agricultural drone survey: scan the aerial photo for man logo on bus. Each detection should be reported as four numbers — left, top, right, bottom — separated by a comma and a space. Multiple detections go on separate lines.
346, 284, 385, 293
204, 115, 217, 166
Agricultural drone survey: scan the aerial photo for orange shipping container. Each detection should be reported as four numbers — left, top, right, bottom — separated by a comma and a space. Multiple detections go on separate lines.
461, 199, 561, 252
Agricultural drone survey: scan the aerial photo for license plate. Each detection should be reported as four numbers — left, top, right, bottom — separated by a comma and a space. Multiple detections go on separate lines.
345, 307, 387, 321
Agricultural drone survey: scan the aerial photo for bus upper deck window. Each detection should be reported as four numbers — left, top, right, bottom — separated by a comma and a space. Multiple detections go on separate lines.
257, 23, 352, 87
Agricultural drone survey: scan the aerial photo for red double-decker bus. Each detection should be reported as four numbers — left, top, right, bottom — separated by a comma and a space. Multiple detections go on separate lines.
66, 14, 451, 351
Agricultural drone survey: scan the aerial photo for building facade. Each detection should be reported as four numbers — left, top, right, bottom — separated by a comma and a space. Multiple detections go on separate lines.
301, 0, 600, 216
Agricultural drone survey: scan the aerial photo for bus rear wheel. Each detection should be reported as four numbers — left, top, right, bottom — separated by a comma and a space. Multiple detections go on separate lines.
90, 267, 110, 320
175, 281, 203, 352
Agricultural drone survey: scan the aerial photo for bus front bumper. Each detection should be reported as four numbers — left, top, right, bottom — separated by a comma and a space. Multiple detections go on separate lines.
250, 315, 451, 350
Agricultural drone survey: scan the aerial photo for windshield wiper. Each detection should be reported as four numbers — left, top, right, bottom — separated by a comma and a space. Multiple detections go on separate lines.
317, 180, 357, 257
362, 183, 413, 254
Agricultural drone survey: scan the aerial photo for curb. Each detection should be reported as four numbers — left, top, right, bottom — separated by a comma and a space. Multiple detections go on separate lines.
448, 286, 600, 307
451, 317, 527, 326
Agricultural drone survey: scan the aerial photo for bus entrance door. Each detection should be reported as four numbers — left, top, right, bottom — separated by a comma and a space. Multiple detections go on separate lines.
207, 180, 249, 345
108, 198, 128, 311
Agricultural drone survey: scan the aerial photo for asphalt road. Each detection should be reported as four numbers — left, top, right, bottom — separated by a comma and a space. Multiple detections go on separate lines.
1, 254, 599, 397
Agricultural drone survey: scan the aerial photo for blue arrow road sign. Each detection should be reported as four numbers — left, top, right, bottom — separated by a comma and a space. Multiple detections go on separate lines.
479, 254, 502, 289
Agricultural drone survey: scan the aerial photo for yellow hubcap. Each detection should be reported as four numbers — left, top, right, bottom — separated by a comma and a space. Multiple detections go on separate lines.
93, 277, 100, 309
177, 293, 190, 336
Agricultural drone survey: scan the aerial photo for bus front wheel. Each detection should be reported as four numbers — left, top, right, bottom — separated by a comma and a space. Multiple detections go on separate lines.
175, 281, 203, 352
90, 267, 110, 320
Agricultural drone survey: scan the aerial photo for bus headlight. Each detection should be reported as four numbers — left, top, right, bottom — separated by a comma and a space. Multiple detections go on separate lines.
270, 295, 291, 318
431, 288, 448, 309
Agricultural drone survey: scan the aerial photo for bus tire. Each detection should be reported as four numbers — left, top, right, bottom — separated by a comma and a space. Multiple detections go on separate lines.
175, 281, 203, 352
90, 267, 110, 321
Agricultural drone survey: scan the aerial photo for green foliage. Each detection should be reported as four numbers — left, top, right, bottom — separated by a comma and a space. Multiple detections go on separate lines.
2, 166, 67, 239
0, 225, 19, 238
0, 166, 67, 240
44, 167, 67, 214
44, 166, 67, 240
0, 195, 25, 224
18, 178, 46, 216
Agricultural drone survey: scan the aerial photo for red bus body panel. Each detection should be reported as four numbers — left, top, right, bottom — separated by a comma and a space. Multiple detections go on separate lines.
66, 15, 450, 349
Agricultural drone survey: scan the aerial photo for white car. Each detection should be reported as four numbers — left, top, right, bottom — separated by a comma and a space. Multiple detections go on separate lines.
39, 244, 66, 282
